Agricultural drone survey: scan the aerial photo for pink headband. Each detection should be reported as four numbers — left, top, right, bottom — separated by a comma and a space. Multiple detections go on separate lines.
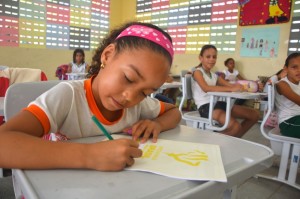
116, 25, 174, 60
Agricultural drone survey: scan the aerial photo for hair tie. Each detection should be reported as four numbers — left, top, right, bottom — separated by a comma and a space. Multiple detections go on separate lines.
116, 25, 174, 60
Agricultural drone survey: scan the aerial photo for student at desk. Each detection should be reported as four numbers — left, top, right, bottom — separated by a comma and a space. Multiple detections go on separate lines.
275, 52, 300, 138
191, 45, 259, 138
0, 22, 181, 171
67, 48, 89, 79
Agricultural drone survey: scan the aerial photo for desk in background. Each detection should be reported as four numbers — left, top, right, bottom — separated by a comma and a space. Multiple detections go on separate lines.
207, 92, 266, 131
151, 81, 182, 98
66, 73, 87, 80
13, 125, 273, 199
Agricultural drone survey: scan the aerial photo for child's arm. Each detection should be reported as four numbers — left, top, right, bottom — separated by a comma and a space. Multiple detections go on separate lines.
276, 81, 300, 105
0, 111, 142, 171
67, 63, 72, 73
194, 70, 243, 92
85, 63, 90, 73
237, 74, 245, 80
125, 103, 181, 143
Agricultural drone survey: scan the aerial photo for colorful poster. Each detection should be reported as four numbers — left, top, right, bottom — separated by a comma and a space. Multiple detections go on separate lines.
240, 27, 280, 58
126, 138, 227, 182
239, 0, 291, 26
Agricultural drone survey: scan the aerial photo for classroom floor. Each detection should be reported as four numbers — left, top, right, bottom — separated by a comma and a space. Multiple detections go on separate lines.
0, 123, 299, 199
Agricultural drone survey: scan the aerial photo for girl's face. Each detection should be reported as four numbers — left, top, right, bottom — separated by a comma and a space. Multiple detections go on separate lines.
75, 53, 84, 63
94, 44, 170, 112
226, 59, 235, 71
285, 56, 300, 84
199, 48, 217, 71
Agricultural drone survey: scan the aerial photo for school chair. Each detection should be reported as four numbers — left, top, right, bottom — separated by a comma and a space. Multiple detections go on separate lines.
179, 74, 211, 129
1, 81, 60, 178
0, 67, 48, 125
55, 64, 69, 80
259, 83, 300, 190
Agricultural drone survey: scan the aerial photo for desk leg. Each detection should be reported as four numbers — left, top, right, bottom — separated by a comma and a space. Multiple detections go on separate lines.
208, 95, 215, 126
223, 186, 237, 199
288, 144, 300, 184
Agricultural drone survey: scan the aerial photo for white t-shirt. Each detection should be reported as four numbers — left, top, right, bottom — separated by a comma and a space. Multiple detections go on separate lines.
192, 67, 218, 109
223, 69, 239, 84
275, 77, 300, 123
70, 62, 87, 73
25, 78, 165, 139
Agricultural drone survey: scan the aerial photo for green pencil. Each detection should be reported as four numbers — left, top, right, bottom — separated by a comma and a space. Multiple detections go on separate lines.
92, 115, 114, 140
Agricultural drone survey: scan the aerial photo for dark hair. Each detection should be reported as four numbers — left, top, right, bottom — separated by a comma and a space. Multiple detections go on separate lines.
87, 22, 173, 77
275, 69, 283, 76
196, 44, 217, 67
224, 58, 234, 66
73, 48, 85, 64
199, 44, 217, 56
285, 52, 300, 67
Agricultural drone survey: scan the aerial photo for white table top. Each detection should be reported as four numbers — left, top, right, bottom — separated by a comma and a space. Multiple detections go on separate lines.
161, 81, 182, 89
66, 73, 87, 76
13, 125, 273, 199
0, 97, 4, 116
207, 92, 266, 99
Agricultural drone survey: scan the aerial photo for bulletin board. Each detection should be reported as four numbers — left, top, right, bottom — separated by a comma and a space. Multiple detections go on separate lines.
239, 0, 291, 26
240, 27, 280, 58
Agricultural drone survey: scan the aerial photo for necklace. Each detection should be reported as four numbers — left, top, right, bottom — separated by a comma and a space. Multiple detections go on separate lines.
203, 69, 212, 79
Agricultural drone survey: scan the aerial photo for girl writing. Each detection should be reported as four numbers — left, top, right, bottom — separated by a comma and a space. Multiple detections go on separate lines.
192, 45, 259, 138
0, 22, 181, 171
275, 52, 300, 138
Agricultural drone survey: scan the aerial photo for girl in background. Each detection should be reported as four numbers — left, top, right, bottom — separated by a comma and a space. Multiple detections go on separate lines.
192, 45, 259, 138
275, 52, 300, 138
68, 48, 89, 74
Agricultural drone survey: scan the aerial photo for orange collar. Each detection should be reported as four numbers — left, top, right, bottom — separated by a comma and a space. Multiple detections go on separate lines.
84, 77, 124, 125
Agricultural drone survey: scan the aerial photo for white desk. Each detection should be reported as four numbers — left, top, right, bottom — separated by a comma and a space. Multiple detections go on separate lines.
0, 97, 4, 116
151, 81, 182, 98
207, 92, 266, 131
13, 125, 273, 199
66, 73, 87, 80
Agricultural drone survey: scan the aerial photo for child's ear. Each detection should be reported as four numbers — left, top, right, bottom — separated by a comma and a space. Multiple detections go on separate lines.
101, 44, 116, 64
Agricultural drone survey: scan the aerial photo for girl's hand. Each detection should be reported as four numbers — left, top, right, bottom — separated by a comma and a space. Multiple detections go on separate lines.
231, 83, 245, 92
86, 139, 142, 171
123, 119, 162, 143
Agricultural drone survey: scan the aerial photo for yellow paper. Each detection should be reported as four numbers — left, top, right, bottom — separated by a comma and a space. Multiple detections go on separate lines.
126, 138, 227, 182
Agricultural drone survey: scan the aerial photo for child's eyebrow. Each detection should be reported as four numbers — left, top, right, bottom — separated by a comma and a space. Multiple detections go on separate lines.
128, 64, 159, 91
128, 64, 144, 80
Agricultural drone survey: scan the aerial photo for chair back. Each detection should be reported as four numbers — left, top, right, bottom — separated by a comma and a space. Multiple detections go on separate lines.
179, 74, 193, 113
4, 81, 60, 121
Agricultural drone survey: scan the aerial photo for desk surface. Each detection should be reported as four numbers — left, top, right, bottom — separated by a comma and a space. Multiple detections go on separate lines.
207, 92, 266, 99
0, 97, 4, 115
14, 125, 273, 199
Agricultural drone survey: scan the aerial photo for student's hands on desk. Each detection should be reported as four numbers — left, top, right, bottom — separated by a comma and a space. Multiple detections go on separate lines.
122, 119, 162, 143
87, 139, 142, 171
231, 83, 246, 92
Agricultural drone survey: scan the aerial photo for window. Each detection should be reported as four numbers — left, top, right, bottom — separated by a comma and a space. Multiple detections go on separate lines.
136, 0, 238, 54
288, 0, 300, 54
0, 0, 110, 50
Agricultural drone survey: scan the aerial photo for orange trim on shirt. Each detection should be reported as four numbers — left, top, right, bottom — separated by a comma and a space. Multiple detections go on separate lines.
84, 77, 124, 125
158, 101, 166, 116
25, 104, 50, 135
